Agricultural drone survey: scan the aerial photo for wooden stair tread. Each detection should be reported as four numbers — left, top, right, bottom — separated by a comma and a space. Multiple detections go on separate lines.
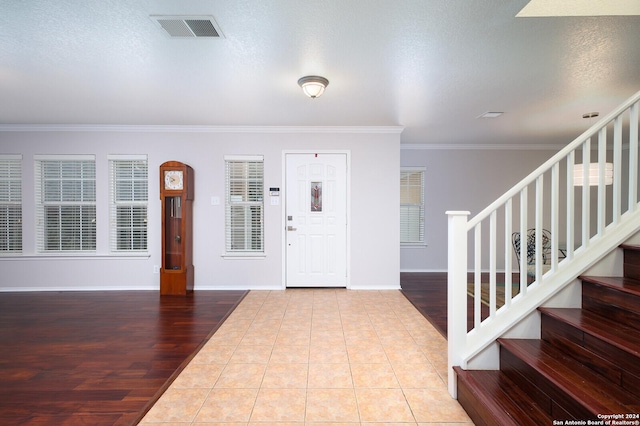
580, 276, 640, 297
454, 367, 552, 426
538, 307, 640, 356
497, 338, 637, 413
620, 244, 640, 251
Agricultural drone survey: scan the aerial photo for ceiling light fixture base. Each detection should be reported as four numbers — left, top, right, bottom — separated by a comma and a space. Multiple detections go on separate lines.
298, 76, 329, 98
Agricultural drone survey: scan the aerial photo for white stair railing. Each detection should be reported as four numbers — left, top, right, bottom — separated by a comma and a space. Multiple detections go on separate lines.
447, 90, 640, 398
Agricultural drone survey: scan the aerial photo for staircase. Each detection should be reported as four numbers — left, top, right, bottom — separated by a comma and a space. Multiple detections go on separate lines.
454, 244, 640, 425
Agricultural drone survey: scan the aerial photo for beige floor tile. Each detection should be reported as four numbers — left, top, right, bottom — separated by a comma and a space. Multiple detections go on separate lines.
144, 289, 472, 426
305, 389, 359, 422
227, 308, 260, 320
311, 329, 345, 344
392, 362, 446, 389
351, 363, 399, 388
229, 344, 273, 363
281, 318, 312, 331
312, 320, 343, 332
417, 423, 474, 426
269, 344, 309, 363
217, 317, 253, 331
404, 388, 472, 423
340, 313, 372, 323
250, 388, 306, 422
141, 387, 209, 423
355, 388, 414, 422
276, 329, 311, 346
346, 342, 388, 363
170, 363, 224, 389
376, 328, 416, 344
407, 327, 444, 344
309, 343, 349, 363
262, 363, 308, 388
208, 329, 245, 346
384, 344, 428, 364
421, 335, 447, 352
240, 330, 278, 346
370, 318, 406, 330
249, 318, 283, 329
191, 344, 236, 364
194, 388, 259, 423
308, 363, 353, 388
214, 363, 266, 388
342, 327, 379, 344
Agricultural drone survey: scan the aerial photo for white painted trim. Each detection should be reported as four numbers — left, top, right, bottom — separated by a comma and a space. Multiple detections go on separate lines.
0, 286, 157, 292
0, 255, 150, 260
399, 268, 519, 273
282, 150, 351, 290
401, 143, 565, 151
107, 154, 148, 161
224, 154, 264, 161
0, 124, 404, 134
33, 154, 95, 161
0, 154, 22, 160
220, 254, 267, 260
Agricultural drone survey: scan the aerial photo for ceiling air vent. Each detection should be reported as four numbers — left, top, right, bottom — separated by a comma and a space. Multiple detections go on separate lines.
150, 15, 223, 38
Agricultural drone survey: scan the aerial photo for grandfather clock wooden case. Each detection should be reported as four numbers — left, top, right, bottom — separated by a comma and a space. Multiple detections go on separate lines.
160, 161, 194, 295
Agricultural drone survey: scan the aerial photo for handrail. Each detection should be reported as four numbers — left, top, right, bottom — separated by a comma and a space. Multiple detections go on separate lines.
468, 89, 640, 230
447, 89, 640, 399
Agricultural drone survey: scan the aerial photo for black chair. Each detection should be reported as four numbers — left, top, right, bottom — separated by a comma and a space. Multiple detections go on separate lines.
512, 228, 552, 277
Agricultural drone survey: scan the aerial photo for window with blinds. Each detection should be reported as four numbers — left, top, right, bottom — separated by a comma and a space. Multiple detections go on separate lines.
35, 157, 96, 252
109, 157, 148, 252
400, 168, 425, 245
0, 156, 22, 253
225, 156, 264, 253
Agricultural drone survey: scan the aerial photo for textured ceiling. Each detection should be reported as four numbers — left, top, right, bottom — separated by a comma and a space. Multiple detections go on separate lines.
1, 0, 639, 146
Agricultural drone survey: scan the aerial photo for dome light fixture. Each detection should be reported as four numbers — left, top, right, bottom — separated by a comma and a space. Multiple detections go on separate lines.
297, 75, 329, 98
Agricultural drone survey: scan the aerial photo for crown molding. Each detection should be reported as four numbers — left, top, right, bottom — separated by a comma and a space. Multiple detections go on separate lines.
0, 124, 404, 134
401, 143, 565, 151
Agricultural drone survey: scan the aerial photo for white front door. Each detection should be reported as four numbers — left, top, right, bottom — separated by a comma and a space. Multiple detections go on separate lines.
285, 153, 348, 287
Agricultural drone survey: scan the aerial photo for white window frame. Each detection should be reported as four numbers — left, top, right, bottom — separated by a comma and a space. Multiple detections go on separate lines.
224, 155, 264, 256
0, 155, 22, 254
35, 155, 97, 253
400, 167, 426, 246
108, 155, 148, 253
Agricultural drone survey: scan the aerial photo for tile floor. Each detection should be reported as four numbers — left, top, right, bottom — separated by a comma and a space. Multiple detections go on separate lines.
139, 289, 473, 425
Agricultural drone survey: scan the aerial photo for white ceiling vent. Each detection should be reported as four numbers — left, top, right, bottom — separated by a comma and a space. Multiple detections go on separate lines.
150, 15, 223, 38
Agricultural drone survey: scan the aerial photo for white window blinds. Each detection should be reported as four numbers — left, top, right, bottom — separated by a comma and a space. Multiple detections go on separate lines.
225, 157, 264, 253
400, 168, 425, 244
109, 157, 148, 252
35, 157, 96, 252
0, 156, 22, 253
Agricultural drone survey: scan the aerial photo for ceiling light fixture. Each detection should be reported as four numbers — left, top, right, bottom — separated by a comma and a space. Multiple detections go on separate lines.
298, 76, 329, 98
574, 163, 613, 186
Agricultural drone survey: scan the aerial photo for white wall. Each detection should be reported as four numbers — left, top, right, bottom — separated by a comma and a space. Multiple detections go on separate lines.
400, 146, 561, 272
0, 126, 401, 291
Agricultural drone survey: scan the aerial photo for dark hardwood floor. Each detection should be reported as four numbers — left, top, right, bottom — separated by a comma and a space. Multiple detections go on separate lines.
400, 272, 449, 337
0, 290, 247, 425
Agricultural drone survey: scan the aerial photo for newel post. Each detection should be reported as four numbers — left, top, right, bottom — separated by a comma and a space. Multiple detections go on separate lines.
446, 211, 470, 398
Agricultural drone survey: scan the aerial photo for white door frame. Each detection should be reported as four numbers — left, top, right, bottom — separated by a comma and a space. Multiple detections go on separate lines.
281, 150, 351, 289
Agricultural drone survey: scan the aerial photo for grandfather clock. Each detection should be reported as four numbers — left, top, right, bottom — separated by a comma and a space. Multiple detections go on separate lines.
159, 161, 194, 295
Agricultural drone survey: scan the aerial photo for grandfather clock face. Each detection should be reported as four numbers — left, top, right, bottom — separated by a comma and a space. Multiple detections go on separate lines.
164, 170, 184, 190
